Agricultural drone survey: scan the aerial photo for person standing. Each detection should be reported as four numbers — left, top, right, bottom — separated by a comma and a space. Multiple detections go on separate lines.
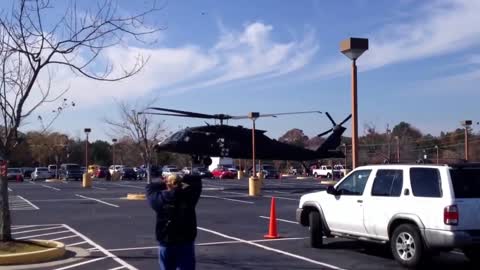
146, 174, 202, 270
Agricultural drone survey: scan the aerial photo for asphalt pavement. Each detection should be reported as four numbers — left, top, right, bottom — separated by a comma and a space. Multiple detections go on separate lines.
7, 177, 473, 270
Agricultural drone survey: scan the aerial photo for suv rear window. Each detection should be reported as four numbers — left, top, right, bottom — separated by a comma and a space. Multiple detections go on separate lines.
450, 168, 480, 198
410, 168, 442, 198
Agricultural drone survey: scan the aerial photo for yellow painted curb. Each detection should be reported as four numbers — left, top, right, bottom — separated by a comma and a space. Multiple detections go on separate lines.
126, 193, 146, 200
320, 180, 338, 185
45, 179, 65, 183
0, 239, 66, 266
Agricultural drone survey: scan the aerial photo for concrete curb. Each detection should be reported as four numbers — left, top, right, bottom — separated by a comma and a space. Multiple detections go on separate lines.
0, 239, 65, 266
296, 177, 309, 180
125, 193, 146, 200
320, 180, 338, 185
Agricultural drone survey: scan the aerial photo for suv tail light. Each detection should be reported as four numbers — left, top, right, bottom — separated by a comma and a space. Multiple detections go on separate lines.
444, 205, 459, 225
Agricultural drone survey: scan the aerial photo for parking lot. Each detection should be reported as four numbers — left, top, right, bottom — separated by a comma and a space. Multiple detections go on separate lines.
8, 177, 473, 270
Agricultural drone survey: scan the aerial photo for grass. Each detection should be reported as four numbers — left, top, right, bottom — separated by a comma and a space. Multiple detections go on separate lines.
0, 241, 50, 255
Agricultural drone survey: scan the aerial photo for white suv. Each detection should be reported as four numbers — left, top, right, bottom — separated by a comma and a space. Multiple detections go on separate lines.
296, 163, 480, 268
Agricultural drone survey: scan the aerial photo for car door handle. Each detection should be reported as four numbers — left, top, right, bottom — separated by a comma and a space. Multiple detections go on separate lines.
357, 200, 363, 203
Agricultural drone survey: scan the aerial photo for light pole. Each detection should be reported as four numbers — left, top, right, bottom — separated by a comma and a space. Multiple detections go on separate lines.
342, 143, 347, 167
248, 112, 260, 196
461, 120, 472, 161
112, 138, 117, 165
340, 37, 368, 169
84, 128, 91, 170
435, 145, 439, 164
394, 136, 400, 163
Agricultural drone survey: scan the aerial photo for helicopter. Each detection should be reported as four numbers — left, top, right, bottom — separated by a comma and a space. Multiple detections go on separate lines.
141, 107, 351, 168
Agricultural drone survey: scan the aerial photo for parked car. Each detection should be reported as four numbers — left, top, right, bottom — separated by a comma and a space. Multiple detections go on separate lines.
95, 166, 109, 178
211, 167, 235, 179
161, 167, 183, 178
249, 164, 279, 179
59, 163, 83, 181
120, 167, 137, 180
31, 167, 51, 181
192, 167, 213, 178
296, 163, 480, 268
312, 165, 333, 178
7, 168, 24, 182
109, 165, 124, 175
21, 167, 35, 179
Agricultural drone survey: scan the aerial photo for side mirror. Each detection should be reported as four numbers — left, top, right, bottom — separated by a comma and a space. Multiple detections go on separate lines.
326, 185, 337, 195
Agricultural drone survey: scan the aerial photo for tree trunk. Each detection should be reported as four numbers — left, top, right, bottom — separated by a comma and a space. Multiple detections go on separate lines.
0, 175, 12, 241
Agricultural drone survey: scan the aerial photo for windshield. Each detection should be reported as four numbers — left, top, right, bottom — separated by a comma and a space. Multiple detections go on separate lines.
169, 168, 179, 172
8, 168, 21, 173
66, 165, 80, 170
450, 168, 480, 198
37, 168, 48, 171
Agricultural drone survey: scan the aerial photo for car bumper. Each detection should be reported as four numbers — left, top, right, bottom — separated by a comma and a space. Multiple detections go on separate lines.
424, 229, 480, 248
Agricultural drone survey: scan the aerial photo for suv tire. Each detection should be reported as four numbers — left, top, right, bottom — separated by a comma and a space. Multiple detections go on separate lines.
309, 211, 323, 248
313, 173, 318, 178
463, 247, 480, 265
391, 224, 424, 268
326, 173, 332, 179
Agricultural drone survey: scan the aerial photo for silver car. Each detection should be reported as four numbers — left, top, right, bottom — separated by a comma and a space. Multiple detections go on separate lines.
32, 167, 52, 181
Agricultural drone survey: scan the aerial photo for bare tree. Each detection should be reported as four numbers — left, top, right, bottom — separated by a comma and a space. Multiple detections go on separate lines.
106, 101, 168, 184
0, 0, 161, 242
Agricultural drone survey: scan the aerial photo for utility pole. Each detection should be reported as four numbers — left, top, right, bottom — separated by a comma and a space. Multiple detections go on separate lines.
394, 136, 400, 163
461, 120, 472, 161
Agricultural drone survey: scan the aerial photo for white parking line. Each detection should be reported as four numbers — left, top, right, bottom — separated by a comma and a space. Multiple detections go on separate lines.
15, 196, 40, 210
8, 187, 12, 192
263, 195, 298, 201
110, 183, 144, 190
50, 235, 79, 241
75, 194, 120, 208
63, 224, 138, 270
201, 195, 254, 204
41, 184, 61, 191
222, 191, 248, 196
109, 267, 127, 270
54, 257, 108, 270
259, 216, 297, 224
92, 237, 308, 252
16, 230, 71, 240
13, 225, 65, 235
67, 241, 87, 247
198, 227, 347, 270
92, 186, 107, 190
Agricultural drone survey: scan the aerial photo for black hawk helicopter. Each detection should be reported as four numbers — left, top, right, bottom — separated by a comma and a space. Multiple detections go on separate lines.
141, 107, 351, 167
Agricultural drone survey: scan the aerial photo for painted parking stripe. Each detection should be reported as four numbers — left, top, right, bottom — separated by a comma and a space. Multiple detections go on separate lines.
75, 194, 120, 208
41, 184, 61, 191
259, 216, 297, 224
54, 257, 108, 270
109, 266, 127, 270
263, 195, 298, 201
16, 230, 71, 240
201, 195, 254, 204
92, 186, 107, 190
63, 224, 138, 270
67, 241, 88, 247
8, 187, 12, 192
92, 237, 309, 252
13, 225, 65, 235
110, 183, 144, 189
50, 235, 79, 241
10, 196, 40, 210
198, 227, 347, 270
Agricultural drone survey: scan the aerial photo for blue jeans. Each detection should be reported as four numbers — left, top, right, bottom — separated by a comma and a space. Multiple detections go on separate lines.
158, 242, 195, 270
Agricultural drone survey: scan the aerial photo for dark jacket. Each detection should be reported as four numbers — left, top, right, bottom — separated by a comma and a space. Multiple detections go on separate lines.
146, 175, 202, 246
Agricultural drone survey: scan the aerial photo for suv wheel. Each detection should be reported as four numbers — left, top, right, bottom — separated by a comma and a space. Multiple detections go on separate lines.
326, 173, 332, 179
463, 247, 480, 265
391, 224, 424, 268
309, 211, 323, 248
313, 173, 318, 178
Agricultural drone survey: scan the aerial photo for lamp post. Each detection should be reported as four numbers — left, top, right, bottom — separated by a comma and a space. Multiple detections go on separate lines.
394, 136, 400, 163
461, 120, 472, 161
248, 112, 260, 196
112, 138, 117, 165
435, 145, 439, 164
340, 37, 369, 169
342, 143, 347, 167
84, 128, 91, 170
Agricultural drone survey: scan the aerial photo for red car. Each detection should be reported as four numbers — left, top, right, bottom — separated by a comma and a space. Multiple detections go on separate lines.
211, 167, 235, 179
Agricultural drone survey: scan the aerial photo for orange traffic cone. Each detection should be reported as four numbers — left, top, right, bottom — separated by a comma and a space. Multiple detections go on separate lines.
264, 197, 280, 239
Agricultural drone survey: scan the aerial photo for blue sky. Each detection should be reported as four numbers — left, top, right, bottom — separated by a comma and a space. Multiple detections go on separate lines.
12, 0, 480, 141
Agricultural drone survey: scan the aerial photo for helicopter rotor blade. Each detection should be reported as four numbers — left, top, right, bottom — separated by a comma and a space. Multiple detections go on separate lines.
139, 112, 213, 119
338, 114, 352, 126
146, 107, 215, 119
317, 128, 333, 137
325, 112, 336, 126
229, 110, 322, 120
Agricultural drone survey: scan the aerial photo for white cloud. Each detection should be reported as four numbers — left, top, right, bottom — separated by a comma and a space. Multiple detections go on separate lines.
314, 0, 480, 77
30, 21, 317, 110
